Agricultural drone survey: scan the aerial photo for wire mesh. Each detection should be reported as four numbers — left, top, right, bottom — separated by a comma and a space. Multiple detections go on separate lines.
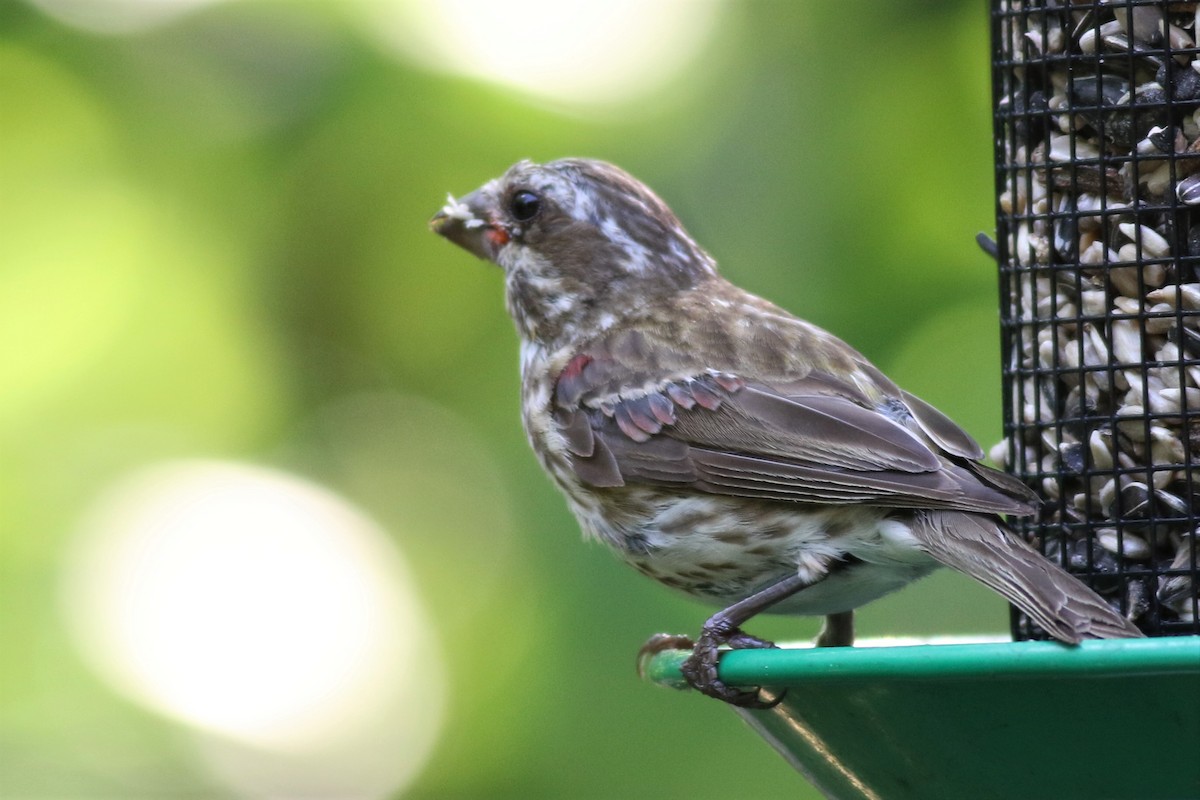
991, 0, 1200, 638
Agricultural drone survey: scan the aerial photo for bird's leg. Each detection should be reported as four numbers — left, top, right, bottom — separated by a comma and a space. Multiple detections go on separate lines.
816, 610, 855, 648
679, 573, 813, 708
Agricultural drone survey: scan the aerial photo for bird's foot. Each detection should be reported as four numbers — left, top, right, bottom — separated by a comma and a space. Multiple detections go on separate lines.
678, 623, 783, 709
640, 574, 817, 707
725, 629, 777, 650
638, 628, 782, 707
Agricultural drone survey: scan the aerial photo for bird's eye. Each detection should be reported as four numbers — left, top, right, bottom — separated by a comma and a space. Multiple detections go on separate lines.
509, 190, 541, 222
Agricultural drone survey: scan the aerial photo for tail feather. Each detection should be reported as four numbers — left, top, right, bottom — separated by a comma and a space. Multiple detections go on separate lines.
909, 510, 1144, 642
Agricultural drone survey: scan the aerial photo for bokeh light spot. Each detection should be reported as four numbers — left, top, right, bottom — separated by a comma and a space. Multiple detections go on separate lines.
365, 0, 723, 109
61, 460, 444, 795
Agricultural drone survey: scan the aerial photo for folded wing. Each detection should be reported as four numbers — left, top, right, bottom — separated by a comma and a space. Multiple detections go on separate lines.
553, 343, 1037, 517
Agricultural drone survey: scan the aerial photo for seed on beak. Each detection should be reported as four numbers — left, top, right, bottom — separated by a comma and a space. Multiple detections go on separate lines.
430, 191, 501, 262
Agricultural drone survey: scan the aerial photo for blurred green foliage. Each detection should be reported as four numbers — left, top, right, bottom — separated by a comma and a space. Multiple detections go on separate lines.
1, 1, 1011, 797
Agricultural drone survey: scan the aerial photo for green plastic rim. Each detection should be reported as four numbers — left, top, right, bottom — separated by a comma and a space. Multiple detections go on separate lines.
643, 637, 1200, 800
642, 636, 1200, 687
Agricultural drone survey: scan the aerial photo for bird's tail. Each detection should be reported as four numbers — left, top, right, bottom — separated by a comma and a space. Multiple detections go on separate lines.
909, 510, 1144, 642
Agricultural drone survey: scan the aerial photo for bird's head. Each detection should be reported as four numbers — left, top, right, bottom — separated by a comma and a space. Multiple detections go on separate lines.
431, 158, 715, 345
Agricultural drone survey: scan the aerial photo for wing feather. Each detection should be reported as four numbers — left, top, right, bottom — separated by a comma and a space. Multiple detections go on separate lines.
551, 331, 1037, 517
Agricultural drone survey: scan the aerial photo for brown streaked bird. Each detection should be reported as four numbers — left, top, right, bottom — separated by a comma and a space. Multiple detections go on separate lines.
430, 158, 1144, 707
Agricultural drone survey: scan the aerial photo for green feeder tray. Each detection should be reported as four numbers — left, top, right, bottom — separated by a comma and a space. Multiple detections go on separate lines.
643, 636, 1200, 800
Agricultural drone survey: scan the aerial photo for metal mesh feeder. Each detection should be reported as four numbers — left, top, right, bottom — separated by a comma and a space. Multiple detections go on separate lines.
992, 0, 1200, 637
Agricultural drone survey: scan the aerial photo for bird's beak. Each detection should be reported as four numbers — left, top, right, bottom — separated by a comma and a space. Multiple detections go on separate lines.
429, 190, 504, 262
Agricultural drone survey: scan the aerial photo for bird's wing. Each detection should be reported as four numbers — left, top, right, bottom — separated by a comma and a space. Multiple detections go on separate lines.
552, 333, 1037, 516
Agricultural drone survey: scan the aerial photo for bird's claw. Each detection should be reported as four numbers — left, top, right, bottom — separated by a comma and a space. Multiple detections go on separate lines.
636, 632, 695, 680
642, 627, 784, 708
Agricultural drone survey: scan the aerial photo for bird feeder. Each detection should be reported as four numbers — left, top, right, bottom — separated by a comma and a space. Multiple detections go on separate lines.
642, 2, 1200, 797
994, 0, 1200, 639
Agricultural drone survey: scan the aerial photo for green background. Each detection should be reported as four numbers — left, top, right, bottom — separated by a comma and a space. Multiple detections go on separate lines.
1, 1, 1011, 797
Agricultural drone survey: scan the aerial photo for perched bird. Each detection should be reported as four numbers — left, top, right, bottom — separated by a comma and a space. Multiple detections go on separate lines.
430, 158, 1144, 707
